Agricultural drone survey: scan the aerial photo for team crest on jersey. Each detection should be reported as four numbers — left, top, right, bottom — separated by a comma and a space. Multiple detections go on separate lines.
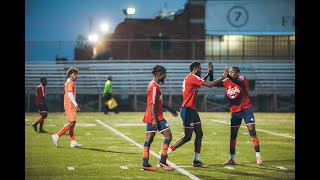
190, 122, 194, 126
227, 86, 240, 99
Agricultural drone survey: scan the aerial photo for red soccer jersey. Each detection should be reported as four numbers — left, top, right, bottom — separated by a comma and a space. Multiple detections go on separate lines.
35, 83, 46, 106
221, 75, 252, 112
181, 73, 204, 110
64, 78, 77, 110
142, 80, 164, 123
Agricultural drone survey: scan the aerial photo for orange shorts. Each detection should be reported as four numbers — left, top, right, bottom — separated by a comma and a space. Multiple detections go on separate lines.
65, 108, 77, 122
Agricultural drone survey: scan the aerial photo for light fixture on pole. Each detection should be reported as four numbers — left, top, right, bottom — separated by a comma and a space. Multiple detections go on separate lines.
123, 7, 136, 18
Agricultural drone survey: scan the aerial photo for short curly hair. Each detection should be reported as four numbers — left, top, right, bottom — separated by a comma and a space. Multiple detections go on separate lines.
67, 67, 79, 77
152, 65, 166, 75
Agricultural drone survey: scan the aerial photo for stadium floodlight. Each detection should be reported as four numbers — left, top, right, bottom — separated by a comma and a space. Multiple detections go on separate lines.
126, 7, 135, 15
100, 23, 109, 33
88, 34, 98, 43
123, 7, 136, 18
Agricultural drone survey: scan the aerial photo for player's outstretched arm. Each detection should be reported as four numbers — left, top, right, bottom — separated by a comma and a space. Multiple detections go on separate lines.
203, 66, 228, 87
163, 104, 178, 117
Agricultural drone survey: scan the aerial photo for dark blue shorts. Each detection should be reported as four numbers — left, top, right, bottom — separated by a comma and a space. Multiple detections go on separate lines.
230, 108, 255, 127
146, 119, 170, 133
180, 107, 201, 128
37, 103, 48, 112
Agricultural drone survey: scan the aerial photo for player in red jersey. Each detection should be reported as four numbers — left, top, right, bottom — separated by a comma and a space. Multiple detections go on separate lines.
141, 65, 178, 171
52, 67, 82, 148
31, 77, 48, 133
166, 61, 228, 167
209, 66, 263, 166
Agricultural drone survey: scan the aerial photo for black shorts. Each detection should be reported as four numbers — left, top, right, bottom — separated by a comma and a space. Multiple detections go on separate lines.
180, 107, 201, 128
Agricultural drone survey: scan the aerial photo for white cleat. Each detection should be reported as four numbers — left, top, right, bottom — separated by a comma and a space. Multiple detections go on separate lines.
52, 134, 59, 147
70, 141, 82, 147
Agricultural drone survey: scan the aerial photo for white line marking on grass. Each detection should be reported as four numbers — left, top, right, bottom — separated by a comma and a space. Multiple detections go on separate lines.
67, 167, 75, 170
225, 166, 235, 170
276, 166, 288, 171
115, 123, 145, 127
210, 119, 295, 139
120, 166, 129, 169
96, 119, 200, 180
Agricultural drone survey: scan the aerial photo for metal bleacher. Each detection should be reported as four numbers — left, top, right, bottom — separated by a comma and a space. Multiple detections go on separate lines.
25, 60, 295, 112
25, 60, 295, 95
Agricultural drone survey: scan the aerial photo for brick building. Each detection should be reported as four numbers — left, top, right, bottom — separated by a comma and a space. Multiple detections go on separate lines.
111, 0, 205, 60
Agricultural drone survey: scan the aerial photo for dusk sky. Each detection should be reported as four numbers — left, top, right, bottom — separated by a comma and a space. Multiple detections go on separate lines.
26, 0, 187, 41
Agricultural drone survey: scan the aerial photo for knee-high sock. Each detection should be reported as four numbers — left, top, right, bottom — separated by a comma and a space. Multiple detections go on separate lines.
57, 124, 70, 137
143, 142, 151, 166
249, 129, 260, 152
160, 139, 171, 163
69, 128, 75, 140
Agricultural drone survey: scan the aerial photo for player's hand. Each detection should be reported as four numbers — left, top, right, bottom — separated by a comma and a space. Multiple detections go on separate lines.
208, 62, 213, 72
152, 120, 158, 129
76, 106, 80, 112
63, 111, 66, 116
170, 110, 178, 117
223, 66, 229, 78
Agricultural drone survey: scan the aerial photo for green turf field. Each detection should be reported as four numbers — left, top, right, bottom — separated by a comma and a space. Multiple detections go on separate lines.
25, 112, 295, 179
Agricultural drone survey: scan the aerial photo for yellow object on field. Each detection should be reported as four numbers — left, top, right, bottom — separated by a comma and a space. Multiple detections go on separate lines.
106, 98, 118, 109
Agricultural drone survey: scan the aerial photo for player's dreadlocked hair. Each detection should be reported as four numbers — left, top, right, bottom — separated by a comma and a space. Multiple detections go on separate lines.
152, 65, 166, 75
189, 61, 201, 72
67, 67, 79, 77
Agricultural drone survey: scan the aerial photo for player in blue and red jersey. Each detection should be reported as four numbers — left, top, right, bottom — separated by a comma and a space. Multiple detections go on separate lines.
141, 65, 178, 171
32, 77, 48, 133
166, 61, 228, 167
210, 66, 263, 166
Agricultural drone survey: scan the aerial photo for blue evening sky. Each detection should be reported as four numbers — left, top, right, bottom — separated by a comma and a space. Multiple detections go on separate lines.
26, 0, 187, 41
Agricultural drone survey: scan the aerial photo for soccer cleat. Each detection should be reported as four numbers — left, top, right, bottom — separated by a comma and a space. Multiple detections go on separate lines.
31, 123, 37, 132
70, 141, 82, 147
223, 159, 236, 165
157, 162, 173, 170
256, 157, 263, 165
141, 164, 158, 171
193, 161, 208, 168
52, 134, 59, 146
38, 129, 48, 133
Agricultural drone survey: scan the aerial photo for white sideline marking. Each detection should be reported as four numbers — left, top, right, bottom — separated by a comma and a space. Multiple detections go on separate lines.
276, 166, 288, 171
67, 167, 75, 170
115, 123, 145, 127
211, 119, 295, 139
225, 166, 235, 170
120, 166, 129, 169
96, 119, 200, 180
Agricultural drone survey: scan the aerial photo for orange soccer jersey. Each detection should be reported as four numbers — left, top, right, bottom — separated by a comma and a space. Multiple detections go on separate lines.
64, 78, 76, 109
64, 78, 77, 122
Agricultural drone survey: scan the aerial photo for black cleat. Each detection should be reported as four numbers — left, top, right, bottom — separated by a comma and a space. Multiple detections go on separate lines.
193, 161, 208, 168
31, 123, 37, 132
38, 129, 48, 133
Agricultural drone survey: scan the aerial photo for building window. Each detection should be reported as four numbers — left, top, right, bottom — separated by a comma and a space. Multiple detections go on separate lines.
205, 35, 295, 60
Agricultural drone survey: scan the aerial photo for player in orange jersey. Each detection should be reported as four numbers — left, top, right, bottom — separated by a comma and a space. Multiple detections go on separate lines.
32, 77, 48, 133
141, 65, 178, 171
52, 67, 82, 147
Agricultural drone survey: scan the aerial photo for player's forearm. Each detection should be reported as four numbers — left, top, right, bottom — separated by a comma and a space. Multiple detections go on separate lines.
68, 91, 78, 107
227, 74, 244, 88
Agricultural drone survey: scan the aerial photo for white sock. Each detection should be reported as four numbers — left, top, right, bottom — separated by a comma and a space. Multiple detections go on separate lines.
230, 154, 235, 160
167, 147, 173, 155
256, 152, 261, 158
194, 152, 200, 161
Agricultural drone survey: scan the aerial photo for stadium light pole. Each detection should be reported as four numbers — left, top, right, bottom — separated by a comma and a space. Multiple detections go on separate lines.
123, 7, 136, 18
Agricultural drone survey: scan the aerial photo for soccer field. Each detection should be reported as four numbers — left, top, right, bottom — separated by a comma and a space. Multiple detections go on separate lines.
25, 112, 295, 179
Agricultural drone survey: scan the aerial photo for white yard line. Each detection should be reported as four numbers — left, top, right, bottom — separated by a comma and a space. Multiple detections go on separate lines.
210, 119, 295, 139
96, 119, 200, 180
